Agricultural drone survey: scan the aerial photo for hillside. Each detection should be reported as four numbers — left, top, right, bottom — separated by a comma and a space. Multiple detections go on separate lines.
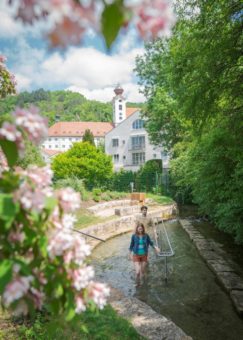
0, 89, 145, 126
0, 89, 114, 126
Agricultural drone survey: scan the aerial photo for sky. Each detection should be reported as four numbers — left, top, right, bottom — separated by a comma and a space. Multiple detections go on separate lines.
0, 1, 146, 103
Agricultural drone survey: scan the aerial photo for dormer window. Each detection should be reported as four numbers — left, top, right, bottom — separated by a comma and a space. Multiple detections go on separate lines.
132, 119, 145, 129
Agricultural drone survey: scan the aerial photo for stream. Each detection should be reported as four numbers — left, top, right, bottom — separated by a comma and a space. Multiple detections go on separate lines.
91, 217, 243, 340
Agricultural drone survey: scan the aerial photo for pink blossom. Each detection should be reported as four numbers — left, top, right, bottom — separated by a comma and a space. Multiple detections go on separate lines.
64, 236, 90, 265
8, 230, 25, 243
3, 275, 33, 307
56, 187, 81, 213
30, 287, 45, 310
13, 181, 46, 212
69, 266, 94, 290
75, 295, 86, 313
87, 281, 110, 309
47, 229, 74, 258
134, 0, 176, 39
62, 213, 76, 229
0, 122, 24, 154
32, 269, 47, 285
13, 106, 48, 145
25, 165, 53, 187
0, 55, 7, 64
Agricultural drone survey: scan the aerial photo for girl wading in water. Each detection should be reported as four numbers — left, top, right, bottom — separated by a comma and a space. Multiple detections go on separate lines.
129, 223, 160, 284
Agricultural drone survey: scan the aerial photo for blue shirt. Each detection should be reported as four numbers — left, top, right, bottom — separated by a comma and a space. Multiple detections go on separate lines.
129, 234, 154, 255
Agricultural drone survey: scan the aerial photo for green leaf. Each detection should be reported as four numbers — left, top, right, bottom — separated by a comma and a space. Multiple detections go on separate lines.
101, 1, 124, 49
45, 197, 57, 212
0, 140, 18, 167
54, 283, 64, 298
0, 193, 18, 228
0, 260, 13, 294
65, 307, 76, 321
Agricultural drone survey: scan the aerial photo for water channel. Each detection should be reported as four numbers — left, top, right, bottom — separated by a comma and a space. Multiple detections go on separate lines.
91, 218, 243, 340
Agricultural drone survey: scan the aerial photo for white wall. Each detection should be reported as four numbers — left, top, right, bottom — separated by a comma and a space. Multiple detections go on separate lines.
42, 136, 104, 151
105, 110, 163, 172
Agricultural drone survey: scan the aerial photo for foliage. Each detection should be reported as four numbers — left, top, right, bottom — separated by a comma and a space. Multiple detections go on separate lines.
0, 56, 16, 99
16, 141, 45, 169
147, 193, 174, 205
16, 305, 143, 340
135, 0, 243, 242
0, 89, 113, 126
108, 169, 136, 192
52, 142, 113, 187
136, 160, 163, 193
54, 177, 89, 201
0, 107, 109, 320
82, 129, 95, 146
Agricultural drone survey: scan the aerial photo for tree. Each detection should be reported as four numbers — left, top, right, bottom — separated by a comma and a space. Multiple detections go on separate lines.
82, 129, 95, 146
135, 0, 243, 242
16, 140, 45, 169
52, 142, 113, 187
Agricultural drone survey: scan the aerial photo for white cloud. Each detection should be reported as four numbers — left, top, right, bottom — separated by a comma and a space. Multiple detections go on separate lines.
67, 83, 145, 103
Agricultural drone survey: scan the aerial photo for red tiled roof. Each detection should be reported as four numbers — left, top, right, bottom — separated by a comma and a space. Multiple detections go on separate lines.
48, 122, 114, 137
42, 149, 62, 156
126, 107, 139, 117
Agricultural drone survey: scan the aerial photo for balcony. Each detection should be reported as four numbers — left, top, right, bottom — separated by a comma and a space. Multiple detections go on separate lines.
128, 144, 146, 151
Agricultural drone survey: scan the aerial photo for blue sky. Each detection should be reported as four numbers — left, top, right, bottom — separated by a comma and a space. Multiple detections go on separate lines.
0, 1, 146, 103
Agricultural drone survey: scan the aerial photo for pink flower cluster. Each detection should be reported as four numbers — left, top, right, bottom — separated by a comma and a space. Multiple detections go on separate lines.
56, 187, 81, 212
0, 122, 24, 154
0, 106, 48, 160
8, 1, 175, 47
14, 165, 53, 212
134, 0, 176, 39
13, 106, 48, 144
2, 264, 44, 316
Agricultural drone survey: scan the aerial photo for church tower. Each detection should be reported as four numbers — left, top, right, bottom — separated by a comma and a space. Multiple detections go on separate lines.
112, 84, 126, 126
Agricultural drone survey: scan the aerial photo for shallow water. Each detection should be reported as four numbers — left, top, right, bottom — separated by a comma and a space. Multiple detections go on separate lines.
92, 220, 243, 340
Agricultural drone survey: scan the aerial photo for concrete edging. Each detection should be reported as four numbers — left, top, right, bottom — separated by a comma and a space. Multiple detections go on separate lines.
179, 219, 243, 316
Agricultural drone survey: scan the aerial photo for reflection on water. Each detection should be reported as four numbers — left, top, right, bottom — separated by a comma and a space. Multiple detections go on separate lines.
92, 220, 243, 340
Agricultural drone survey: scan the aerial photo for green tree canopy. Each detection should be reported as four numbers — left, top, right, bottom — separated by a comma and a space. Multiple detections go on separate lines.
82, 129, 95, 146
135, 0, 243, 242
52, 142, 113, 187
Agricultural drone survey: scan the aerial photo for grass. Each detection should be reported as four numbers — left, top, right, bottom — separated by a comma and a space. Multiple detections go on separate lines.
75, 208, 119, 230
0, 305, 144, 340
147, 193, 174, 205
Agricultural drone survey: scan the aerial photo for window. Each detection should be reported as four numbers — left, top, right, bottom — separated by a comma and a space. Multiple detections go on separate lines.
131, 135, 145, 150
62, 145, 65, 148
132, 153, 145, 165
112, 138, 119, 147
119, 104, 122, 110
55, 145, 58, 148
69, 137, 72, 141
119, 99, 122, 102
153, 154, 157, 158
132, 119, 145, 129
48, 145, 51, 148
55, 138, 58, 141
113, 154, 119, 163
122, 140, 125, 145
123, 155, 126, 159
48, 138, 51, 141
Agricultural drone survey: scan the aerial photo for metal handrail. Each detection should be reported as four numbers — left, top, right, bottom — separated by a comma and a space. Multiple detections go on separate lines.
153, 217, 174, 282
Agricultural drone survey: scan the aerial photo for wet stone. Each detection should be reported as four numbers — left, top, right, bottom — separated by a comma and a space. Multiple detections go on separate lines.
230, 290, 243, 315
216, 272, 243, 292
197, 249, 223, 261
207, 261, 236, 273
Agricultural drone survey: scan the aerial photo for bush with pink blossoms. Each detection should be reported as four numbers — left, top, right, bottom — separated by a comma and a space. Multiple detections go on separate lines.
0, 106, 109, 320
0, 55, 17, 98
8, 1, 176, 48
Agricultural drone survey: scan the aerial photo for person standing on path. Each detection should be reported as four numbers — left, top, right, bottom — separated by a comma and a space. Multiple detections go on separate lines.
136, 205, 158, 243
129, 223, 160, 284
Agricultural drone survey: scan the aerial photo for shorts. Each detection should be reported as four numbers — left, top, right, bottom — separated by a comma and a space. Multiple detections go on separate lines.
133, 254, 148, 263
